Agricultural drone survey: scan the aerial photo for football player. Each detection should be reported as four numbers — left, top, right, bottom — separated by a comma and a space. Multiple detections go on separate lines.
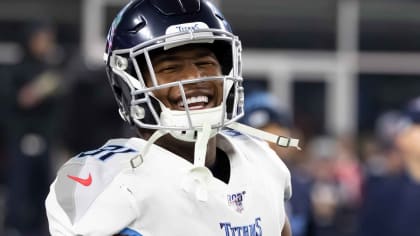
45, 0, 300, 235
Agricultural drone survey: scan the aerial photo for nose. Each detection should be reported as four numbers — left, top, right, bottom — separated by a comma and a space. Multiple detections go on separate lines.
181, 62, 201, 80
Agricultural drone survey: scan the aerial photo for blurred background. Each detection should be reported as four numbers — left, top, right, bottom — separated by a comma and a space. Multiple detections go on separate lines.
1, 0, 420, 235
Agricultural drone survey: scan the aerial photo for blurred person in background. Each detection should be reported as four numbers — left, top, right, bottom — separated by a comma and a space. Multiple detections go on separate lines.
306, 135, 362, 236
241, 91, 316, 236
361, 110, 404, 177
306, 137, 339, 236
3, 20, 64, 236
359, 96, 420, 236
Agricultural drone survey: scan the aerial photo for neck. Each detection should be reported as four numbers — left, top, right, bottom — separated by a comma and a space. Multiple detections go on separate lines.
154, 134, 217, 168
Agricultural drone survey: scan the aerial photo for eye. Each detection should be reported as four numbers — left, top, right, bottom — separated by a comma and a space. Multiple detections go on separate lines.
196, 58, 218, 68
196, 61, 214, 67
155, 63, 179, 74
161, 66, 176, 73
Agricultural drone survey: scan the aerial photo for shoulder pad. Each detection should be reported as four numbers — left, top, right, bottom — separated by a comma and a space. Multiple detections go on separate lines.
54, 139, 139, 224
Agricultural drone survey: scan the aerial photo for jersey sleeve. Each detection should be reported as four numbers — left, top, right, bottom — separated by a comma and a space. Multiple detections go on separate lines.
47, 176, 139, 236
45, 140, 141, 236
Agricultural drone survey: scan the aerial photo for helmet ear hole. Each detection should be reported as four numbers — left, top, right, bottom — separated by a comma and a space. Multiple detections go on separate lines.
226, 86, 235, 119
141, 95, 162, 125
226, 83, 244, 119
112, 84, 127, 109
113, 84, 133, 124
118, 108, 129, 122
113, 85, 123, 99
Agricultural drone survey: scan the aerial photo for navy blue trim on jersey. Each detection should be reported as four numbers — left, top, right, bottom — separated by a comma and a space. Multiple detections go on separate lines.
76, 145, 137, 161
222, 128, 243, 137
118, 227, 143, 236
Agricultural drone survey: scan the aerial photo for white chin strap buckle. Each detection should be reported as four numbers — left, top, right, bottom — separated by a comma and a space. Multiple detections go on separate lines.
276, 136, 301, 150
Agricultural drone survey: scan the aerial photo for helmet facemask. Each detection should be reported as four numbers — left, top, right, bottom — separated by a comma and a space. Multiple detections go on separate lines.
107, 25, 244, 142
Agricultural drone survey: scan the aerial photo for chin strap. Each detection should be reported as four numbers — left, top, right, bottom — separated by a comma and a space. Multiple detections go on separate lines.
130, 129, 168, 168
226, 122, 302, 150
193, 122, 212, 167
130, 123, 215, 202
130, 121, 299, 201
181, 122, 214, 202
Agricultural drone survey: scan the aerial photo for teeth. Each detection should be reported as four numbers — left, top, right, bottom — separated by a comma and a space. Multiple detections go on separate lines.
178, 96, 209, 107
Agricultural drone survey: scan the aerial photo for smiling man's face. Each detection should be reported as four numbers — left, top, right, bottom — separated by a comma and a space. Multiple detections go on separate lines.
143, 45, 224, 111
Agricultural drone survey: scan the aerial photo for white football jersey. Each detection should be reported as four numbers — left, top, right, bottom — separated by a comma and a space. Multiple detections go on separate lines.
45, 130, 292, 236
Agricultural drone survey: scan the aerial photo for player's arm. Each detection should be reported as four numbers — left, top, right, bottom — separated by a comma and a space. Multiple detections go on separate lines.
281, 215, 292, 236
46, 177, 138, 235
45, 152, 139, 236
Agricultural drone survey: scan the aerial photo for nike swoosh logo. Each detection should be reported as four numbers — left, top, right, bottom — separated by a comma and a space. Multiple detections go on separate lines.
67, 173, 92, 186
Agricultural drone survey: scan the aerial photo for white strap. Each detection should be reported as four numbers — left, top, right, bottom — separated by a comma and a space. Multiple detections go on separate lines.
227, 122, 301, 150
181, 122, 213, 201
130, 129, 168, 168
193, 122, 212, 167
